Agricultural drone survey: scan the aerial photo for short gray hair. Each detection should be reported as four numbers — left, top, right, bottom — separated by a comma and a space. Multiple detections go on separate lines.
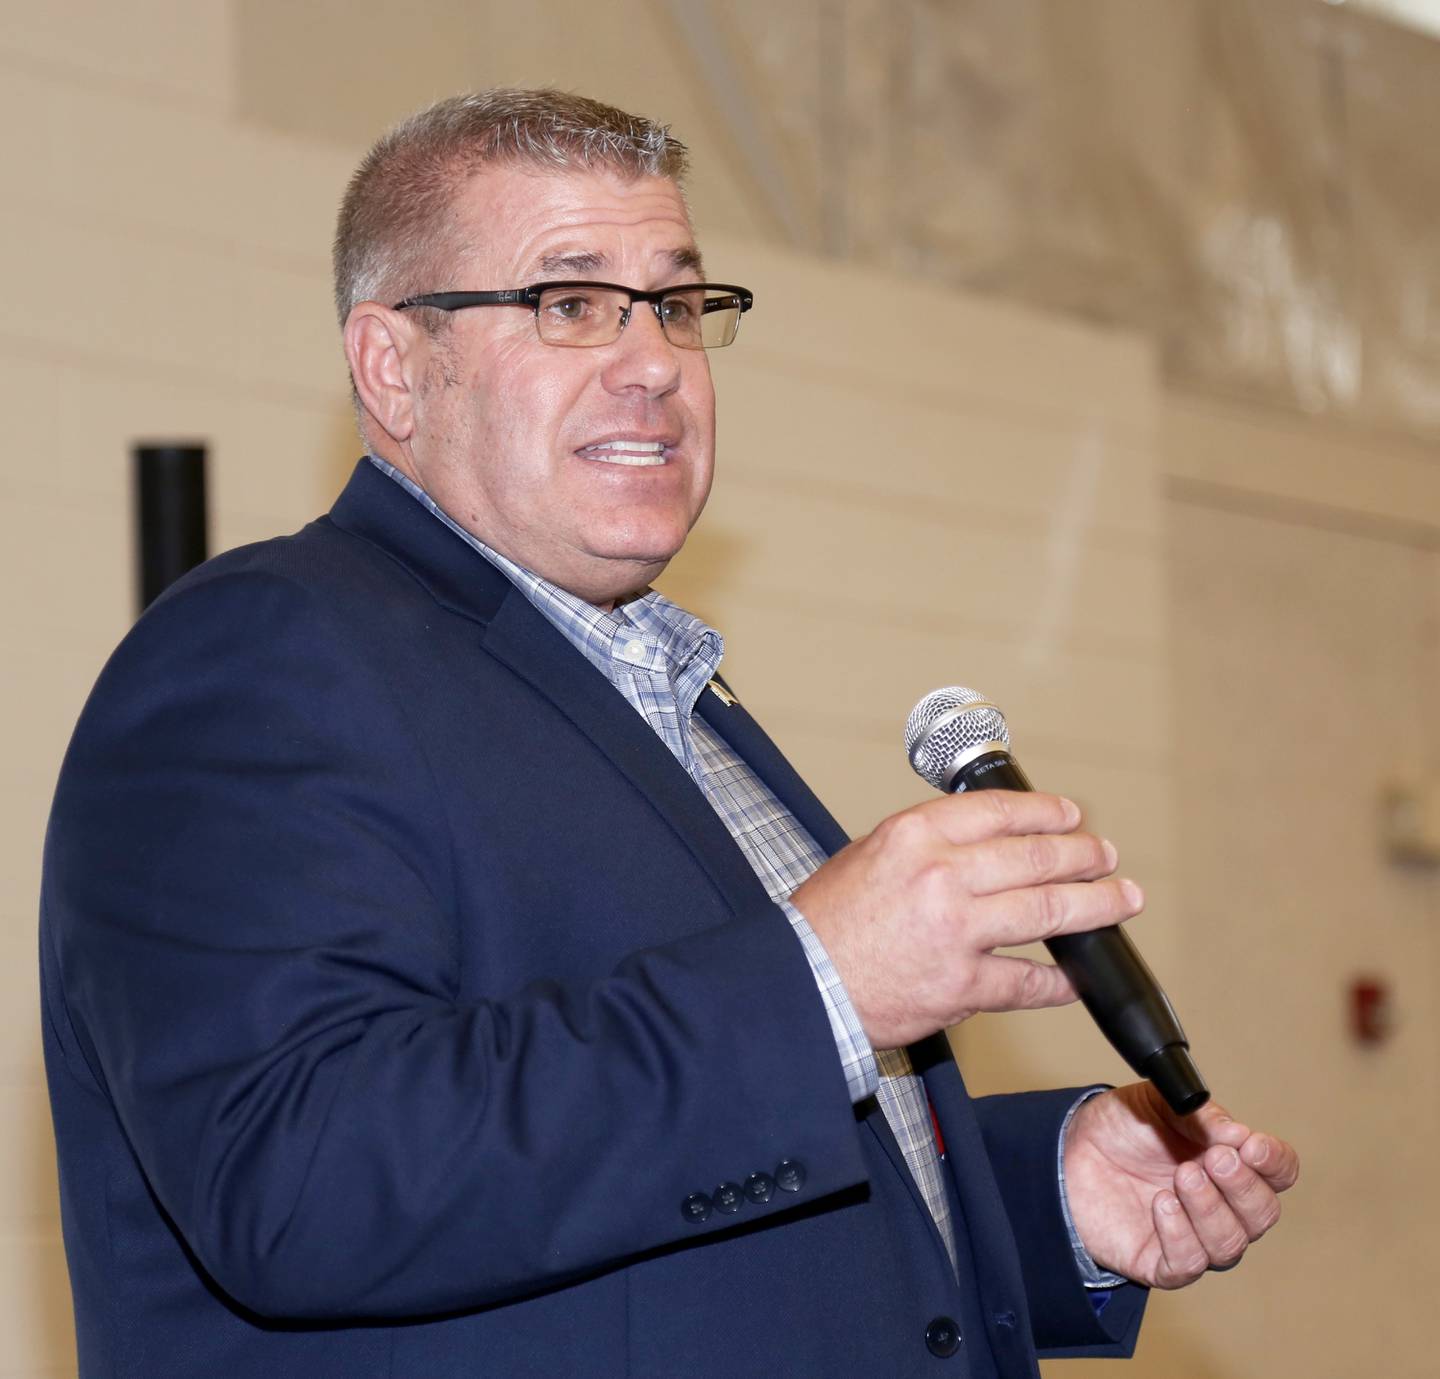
333, 88, 690, 327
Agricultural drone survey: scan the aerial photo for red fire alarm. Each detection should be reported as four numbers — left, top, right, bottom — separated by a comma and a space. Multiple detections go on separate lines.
1349, 977, 1392, 1046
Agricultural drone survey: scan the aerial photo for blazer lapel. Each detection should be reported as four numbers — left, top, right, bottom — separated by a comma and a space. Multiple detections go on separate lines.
480, 594, 774, 915
694, 689, 851, 857
327, 459, 774, 921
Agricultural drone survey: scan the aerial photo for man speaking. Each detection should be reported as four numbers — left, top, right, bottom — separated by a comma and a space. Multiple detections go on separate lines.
41, 89, 1296, 1377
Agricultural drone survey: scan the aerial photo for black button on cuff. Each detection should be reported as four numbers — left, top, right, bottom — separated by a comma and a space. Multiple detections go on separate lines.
744, 1171, 775, 1204
681, 1192, 712, 1224
775, 1159, 806, 1193
713, 1181, 744, 1214
925, 1316, 961, 1358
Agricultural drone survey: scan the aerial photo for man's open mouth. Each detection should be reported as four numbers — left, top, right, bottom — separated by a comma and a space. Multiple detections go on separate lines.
577, 439, 670, 467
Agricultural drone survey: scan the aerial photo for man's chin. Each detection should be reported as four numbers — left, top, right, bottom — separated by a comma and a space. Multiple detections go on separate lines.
584, 552, 675, 609
588, 531, 687, 579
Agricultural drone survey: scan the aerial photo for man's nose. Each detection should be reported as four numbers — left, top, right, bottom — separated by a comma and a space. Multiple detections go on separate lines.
599, 301, 682, 398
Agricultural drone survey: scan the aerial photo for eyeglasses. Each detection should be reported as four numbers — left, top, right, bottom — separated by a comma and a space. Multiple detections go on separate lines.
393, 281, 754, 350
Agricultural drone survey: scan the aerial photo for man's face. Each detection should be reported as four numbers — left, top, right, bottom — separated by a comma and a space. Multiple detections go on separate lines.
396, 164, 717, 607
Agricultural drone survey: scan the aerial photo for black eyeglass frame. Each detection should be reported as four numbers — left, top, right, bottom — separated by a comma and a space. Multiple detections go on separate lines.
392, 280, 755, 349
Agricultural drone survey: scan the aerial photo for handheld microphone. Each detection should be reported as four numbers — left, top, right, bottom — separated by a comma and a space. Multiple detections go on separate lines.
905, 687, 1209, 1116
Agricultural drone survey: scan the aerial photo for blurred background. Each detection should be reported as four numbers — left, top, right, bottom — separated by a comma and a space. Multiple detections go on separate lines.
5, 0, 1438, 1373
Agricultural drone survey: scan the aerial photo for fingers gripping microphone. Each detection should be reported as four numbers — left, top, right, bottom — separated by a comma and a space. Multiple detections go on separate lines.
905, 687, 1209, 1116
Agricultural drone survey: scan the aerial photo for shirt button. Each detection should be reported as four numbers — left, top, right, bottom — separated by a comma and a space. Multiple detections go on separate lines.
925, 1316, 961, 1358
743, 1172, 775, 1204
622, 640, 646, 662
774, 1159, 806, 1193
681, 1192, 712, 1224
713, 1181, 744, 1214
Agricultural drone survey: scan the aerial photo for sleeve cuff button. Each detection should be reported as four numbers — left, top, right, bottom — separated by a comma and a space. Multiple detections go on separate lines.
775, 1159, 806, 1192
681, 1192, 713, 1224
713, 1181, 744, 1214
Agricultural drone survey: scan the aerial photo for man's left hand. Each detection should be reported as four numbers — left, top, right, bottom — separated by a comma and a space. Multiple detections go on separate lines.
1063, 1083, 1299, 1289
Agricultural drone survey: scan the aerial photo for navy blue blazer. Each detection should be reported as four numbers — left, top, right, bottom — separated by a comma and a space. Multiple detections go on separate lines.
41, 459, 1145, 1376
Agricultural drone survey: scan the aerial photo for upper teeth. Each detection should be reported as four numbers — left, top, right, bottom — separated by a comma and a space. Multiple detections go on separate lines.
581, 440, 667, 466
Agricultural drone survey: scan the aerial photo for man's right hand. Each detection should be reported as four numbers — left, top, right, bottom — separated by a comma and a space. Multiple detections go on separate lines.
789, 791, 1143, 1050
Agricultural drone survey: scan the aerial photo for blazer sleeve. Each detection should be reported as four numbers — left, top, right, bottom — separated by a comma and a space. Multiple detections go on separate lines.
973, 1088, 1148, 1359
43, 566, 870, 1320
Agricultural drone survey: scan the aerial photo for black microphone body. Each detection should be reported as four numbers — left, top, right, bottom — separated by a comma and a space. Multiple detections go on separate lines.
950, 747, 1209, 1116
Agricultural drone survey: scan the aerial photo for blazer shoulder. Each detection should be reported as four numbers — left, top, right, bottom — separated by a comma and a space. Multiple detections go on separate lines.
164, 513, 419, 601
130, 514, 475, 664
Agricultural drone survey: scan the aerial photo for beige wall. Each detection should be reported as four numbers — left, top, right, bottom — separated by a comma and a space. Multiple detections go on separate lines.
1, 3, 1424, 1378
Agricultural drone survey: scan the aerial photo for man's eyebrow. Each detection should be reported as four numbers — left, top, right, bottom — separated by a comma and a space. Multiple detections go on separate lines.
531, 246, 706, 280
535, 251, 607, 277
669, 246, 704, 276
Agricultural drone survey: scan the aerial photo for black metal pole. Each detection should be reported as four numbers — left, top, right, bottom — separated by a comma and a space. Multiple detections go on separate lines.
133, 443, 208, 614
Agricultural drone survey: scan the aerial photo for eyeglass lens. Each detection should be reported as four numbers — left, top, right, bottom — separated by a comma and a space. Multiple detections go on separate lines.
535, 286, 742, 349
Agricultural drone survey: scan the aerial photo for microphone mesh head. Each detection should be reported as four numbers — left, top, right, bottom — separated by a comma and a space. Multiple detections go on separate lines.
905, 686, 1011, 791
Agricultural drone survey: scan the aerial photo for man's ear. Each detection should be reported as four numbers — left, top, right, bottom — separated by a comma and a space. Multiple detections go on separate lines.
344, 303, 423, 445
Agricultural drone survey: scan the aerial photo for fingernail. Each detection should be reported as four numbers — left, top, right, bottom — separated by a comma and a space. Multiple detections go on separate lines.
1061, 798, 1081, 827
1100, 838, 1118, 870
1120, 878, 1144, 909
1158, 1192, 1182, 1216
1213, 1148, 1240, 1177
1177, 1163, 1205, 1192
1244, 1139, 1270, 1168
